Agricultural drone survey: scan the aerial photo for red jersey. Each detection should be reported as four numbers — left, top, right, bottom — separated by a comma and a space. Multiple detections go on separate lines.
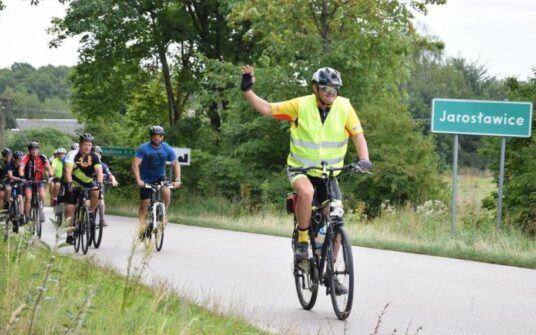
20, 154, 49, 181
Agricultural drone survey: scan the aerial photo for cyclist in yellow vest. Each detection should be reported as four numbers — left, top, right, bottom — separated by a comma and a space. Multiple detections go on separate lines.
241, 65, 372, 264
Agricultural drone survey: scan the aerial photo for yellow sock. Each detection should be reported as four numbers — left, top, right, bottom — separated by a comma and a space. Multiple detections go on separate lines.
298, 229, 309, 243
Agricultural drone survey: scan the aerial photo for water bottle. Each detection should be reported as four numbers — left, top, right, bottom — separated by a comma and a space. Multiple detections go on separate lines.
314, 225, 326, 256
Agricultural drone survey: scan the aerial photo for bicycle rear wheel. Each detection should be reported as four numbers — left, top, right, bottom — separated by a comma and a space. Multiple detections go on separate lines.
292, 225, 318, 310
92, 203, 104, 248
327, 225, 354, 320
154, 203, 165, 251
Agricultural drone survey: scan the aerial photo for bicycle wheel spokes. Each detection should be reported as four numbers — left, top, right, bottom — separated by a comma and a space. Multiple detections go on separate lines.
328, 226, 354, 320
154, 204, 165, 251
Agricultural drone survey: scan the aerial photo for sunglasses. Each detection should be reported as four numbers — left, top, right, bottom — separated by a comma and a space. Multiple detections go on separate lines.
318, 85, 338, 94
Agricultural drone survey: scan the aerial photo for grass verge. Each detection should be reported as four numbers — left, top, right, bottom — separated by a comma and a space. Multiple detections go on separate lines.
0, 229, 268, 334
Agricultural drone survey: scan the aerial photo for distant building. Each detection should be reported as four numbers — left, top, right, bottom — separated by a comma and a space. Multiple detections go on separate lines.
14, 118, 82, 136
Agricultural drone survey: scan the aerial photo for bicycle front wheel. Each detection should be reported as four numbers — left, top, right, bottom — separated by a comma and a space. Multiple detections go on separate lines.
154, 203, 165, 251
292, 225, 318, 310
30, 206, 42, 238
327, 225, 354, 320
92, 204, 104, 248
80, 208, 91, 254
73, 212, 81, 253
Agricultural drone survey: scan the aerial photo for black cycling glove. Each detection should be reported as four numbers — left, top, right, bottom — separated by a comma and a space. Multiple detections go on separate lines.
241, 73, 254, 91
357, 159, 372, 172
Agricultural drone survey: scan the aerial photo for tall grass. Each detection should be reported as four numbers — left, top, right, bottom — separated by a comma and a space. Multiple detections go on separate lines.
0, 226, 268, 334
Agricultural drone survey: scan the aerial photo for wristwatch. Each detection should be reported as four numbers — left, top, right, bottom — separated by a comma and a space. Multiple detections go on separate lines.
175, 178, 182, 183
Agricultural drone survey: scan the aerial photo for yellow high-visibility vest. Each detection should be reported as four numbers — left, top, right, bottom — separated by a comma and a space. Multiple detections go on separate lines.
287, 94, 350, 177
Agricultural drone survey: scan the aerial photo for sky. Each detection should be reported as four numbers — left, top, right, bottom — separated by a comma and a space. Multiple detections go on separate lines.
0, 0, 535, 80
415, 0, 536, 80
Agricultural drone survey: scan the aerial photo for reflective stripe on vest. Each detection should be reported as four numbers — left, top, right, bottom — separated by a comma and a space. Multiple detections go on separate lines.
290, 137, 348, 149
287, 95, 350, 177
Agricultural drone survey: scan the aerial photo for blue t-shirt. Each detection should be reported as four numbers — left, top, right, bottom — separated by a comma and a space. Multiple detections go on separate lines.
135, 142, 177, 183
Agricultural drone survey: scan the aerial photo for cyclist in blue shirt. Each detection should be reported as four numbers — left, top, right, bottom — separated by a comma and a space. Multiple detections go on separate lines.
132, 126, 181, 232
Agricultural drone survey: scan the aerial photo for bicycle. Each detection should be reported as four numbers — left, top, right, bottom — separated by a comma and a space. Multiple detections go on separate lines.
71, 186, 98, 254
26, 180, 47, 239
3, 181, 24, 240
288, 162, 370, 320
141, 181, 174, 251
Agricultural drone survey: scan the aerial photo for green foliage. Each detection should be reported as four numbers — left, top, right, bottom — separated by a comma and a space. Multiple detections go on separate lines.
482, 74, 536, 235
404, 51, 508, 170
0, 64, 72, 123
342, 95, 446, 215
6, 128, 74, 156
0, 63, 72, 101
49, 0, 452, 215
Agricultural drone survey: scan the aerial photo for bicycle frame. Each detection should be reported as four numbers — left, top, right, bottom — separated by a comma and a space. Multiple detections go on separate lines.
297, 167, 347, 283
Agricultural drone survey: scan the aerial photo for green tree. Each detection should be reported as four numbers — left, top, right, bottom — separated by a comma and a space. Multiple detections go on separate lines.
482, 74, 536, 235
6, 128, 74, 156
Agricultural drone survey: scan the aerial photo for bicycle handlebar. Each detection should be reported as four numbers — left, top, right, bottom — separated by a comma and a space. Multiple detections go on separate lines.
288, 162, 372, 176
143, 181, 175, 189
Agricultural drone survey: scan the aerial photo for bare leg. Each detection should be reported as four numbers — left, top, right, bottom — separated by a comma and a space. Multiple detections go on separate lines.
292, 177, 314, 230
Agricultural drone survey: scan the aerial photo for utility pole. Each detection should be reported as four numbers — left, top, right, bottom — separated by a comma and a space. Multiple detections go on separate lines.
0, 96, 13, 149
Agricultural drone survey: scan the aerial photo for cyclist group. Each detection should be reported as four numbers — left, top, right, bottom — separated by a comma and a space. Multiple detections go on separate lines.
1, 126, 181, 244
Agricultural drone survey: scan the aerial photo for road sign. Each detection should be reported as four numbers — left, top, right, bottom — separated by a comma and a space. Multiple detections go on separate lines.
431, 98, 533, 137
101, 146, 191, 166
100, 146, 136, 156
173, 147, 191, 166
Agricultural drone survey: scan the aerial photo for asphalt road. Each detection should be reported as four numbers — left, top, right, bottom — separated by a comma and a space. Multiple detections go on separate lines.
38, 208, 536, 335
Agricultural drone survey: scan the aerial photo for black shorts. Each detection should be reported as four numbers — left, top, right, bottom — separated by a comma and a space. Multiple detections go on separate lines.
64, 182, 97, 205
307, 175, 342, 207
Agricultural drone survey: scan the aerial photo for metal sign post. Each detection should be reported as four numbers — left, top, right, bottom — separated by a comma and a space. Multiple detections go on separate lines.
496, 137, 506, 230
451, 134, 459, 234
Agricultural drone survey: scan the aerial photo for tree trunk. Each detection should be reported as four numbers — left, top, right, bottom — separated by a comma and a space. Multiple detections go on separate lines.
157, 43, 178, 127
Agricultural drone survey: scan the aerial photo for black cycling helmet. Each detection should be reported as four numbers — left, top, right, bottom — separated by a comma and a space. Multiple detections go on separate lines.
2, 148, 12, 157
79, 133, 94, 143
311, 67, 342, 87
27, 141, 40, 150
14, 151, 24, 159
71, 143, 79, 150
149, 125, 165, 136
